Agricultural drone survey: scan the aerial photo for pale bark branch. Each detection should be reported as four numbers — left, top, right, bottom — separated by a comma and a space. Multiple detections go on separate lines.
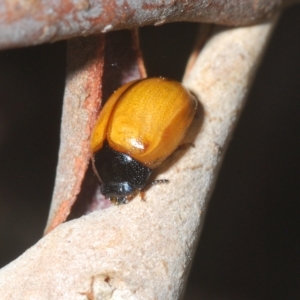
0, 16, 278, 299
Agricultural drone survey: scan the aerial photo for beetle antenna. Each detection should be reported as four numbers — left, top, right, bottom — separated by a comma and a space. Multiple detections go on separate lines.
91, 156, 103, 184
150, 179, 169, 186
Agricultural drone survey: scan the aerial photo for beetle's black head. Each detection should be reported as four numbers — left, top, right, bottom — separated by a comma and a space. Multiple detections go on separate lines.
93, 142, 152, 204
100, 181, 138, 205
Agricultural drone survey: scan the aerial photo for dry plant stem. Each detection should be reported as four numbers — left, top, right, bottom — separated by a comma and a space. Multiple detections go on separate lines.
0, 0, 294, 49
46, 30, 146, 233
0, 20, 278, 299
45, 35, 104, 233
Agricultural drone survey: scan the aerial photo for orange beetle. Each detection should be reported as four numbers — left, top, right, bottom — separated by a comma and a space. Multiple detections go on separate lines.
91, 77, 197, 204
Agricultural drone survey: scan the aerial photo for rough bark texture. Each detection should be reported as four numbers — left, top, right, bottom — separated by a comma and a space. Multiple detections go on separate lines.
0, 17, 278, 299
45, 30, 146, 233
44, 35, 104, 233
0, 0, 293, 49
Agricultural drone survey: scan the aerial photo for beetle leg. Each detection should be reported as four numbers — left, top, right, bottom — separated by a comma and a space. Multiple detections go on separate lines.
177, 142, 195, 151
140, 179, 170, 201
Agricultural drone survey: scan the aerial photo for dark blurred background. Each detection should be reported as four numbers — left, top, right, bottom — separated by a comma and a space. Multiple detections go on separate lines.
0, 5, 299, 299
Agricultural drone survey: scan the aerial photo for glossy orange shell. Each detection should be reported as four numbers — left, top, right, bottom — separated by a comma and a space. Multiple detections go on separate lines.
91, 77, 197, 168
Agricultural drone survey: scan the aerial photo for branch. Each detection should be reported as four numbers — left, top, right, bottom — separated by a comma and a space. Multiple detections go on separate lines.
0, 0, 293, 49
0, 17, 278, 299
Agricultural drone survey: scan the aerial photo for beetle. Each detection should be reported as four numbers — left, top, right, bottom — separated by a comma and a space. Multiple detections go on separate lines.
91, 77, 197, 204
